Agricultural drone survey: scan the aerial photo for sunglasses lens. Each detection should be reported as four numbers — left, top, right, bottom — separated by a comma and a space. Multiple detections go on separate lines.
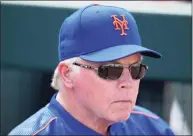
98, 65, 123, 80
130, 64, 147, 80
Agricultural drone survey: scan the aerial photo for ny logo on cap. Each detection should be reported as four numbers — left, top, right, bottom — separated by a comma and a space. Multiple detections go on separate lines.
111, 15, 129, 36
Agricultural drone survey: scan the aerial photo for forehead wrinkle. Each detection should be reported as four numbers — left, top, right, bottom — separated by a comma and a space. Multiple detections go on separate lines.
115, 59, 142, 65
107, 55, 143, 65
77, 55, 143, 67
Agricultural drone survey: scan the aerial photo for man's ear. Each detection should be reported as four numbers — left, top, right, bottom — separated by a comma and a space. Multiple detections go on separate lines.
58, 63, 73, 89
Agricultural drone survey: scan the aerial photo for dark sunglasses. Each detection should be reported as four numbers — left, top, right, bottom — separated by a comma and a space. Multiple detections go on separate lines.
73, 62, 148, 80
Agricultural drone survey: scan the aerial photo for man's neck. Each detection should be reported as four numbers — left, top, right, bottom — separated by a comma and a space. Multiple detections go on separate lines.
56, 92, 111, 135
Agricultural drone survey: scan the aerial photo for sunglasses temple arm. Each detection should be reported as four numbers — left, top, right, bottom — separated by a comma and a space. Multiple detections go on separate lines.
93, 68, 98, 71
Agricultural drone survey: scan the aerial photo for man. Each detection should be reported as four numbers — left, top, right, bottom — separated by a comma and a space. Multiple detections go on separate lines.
9, 4, 175, 135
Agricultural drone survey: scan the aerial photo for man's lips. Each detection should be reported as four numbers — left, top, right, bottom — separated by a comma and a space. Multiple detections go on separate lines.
113, 100, 132, 103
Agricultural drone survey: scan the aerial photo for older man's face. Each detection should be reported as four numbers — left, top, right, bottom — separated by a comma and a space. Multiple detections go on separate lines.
71, 54, 142, 122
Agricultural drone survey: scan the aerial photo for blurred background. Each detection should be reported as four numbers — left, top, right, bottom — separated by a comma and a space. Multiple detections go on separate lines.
1, 1, 192, 135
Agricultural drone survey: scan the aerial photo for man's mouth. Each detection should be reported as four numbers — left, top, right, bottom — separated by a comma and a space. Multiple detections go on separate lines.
113, 100, 132, 103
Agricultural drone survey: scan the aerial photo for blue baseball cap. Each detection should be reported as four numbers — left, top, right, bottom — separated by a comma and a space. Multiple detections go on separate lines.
58, 4, 162, 62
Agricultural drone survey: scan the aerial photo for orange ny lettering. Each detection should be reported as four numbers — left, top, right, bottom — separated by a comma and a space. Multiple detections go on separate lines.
111, 15, 129, 36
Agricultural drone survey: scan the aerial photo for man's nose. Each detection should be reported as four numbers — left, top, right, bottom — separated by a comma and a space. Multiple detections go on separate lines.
117, 68, 133, 89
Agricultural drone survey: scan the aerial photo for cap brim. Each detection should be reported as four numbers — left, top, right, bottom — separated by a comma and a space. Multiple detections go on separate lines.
80, 45, 162, 62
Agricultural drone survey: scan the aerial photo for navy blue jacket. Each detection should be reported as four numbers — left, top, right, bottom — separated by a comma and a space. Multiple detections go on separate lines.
9, 94, 175, 135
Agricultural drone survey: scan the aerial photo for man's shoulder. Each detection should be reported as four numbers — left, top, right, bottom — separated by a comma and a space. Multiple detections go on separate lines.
125, 105, 174, 135
132, 105, 160, 119
8, 104, 61, 135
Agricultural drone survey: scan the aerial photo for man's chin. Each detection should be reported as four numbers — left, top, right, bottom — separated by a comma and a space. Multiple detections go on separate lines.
108, 112, 131, 123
